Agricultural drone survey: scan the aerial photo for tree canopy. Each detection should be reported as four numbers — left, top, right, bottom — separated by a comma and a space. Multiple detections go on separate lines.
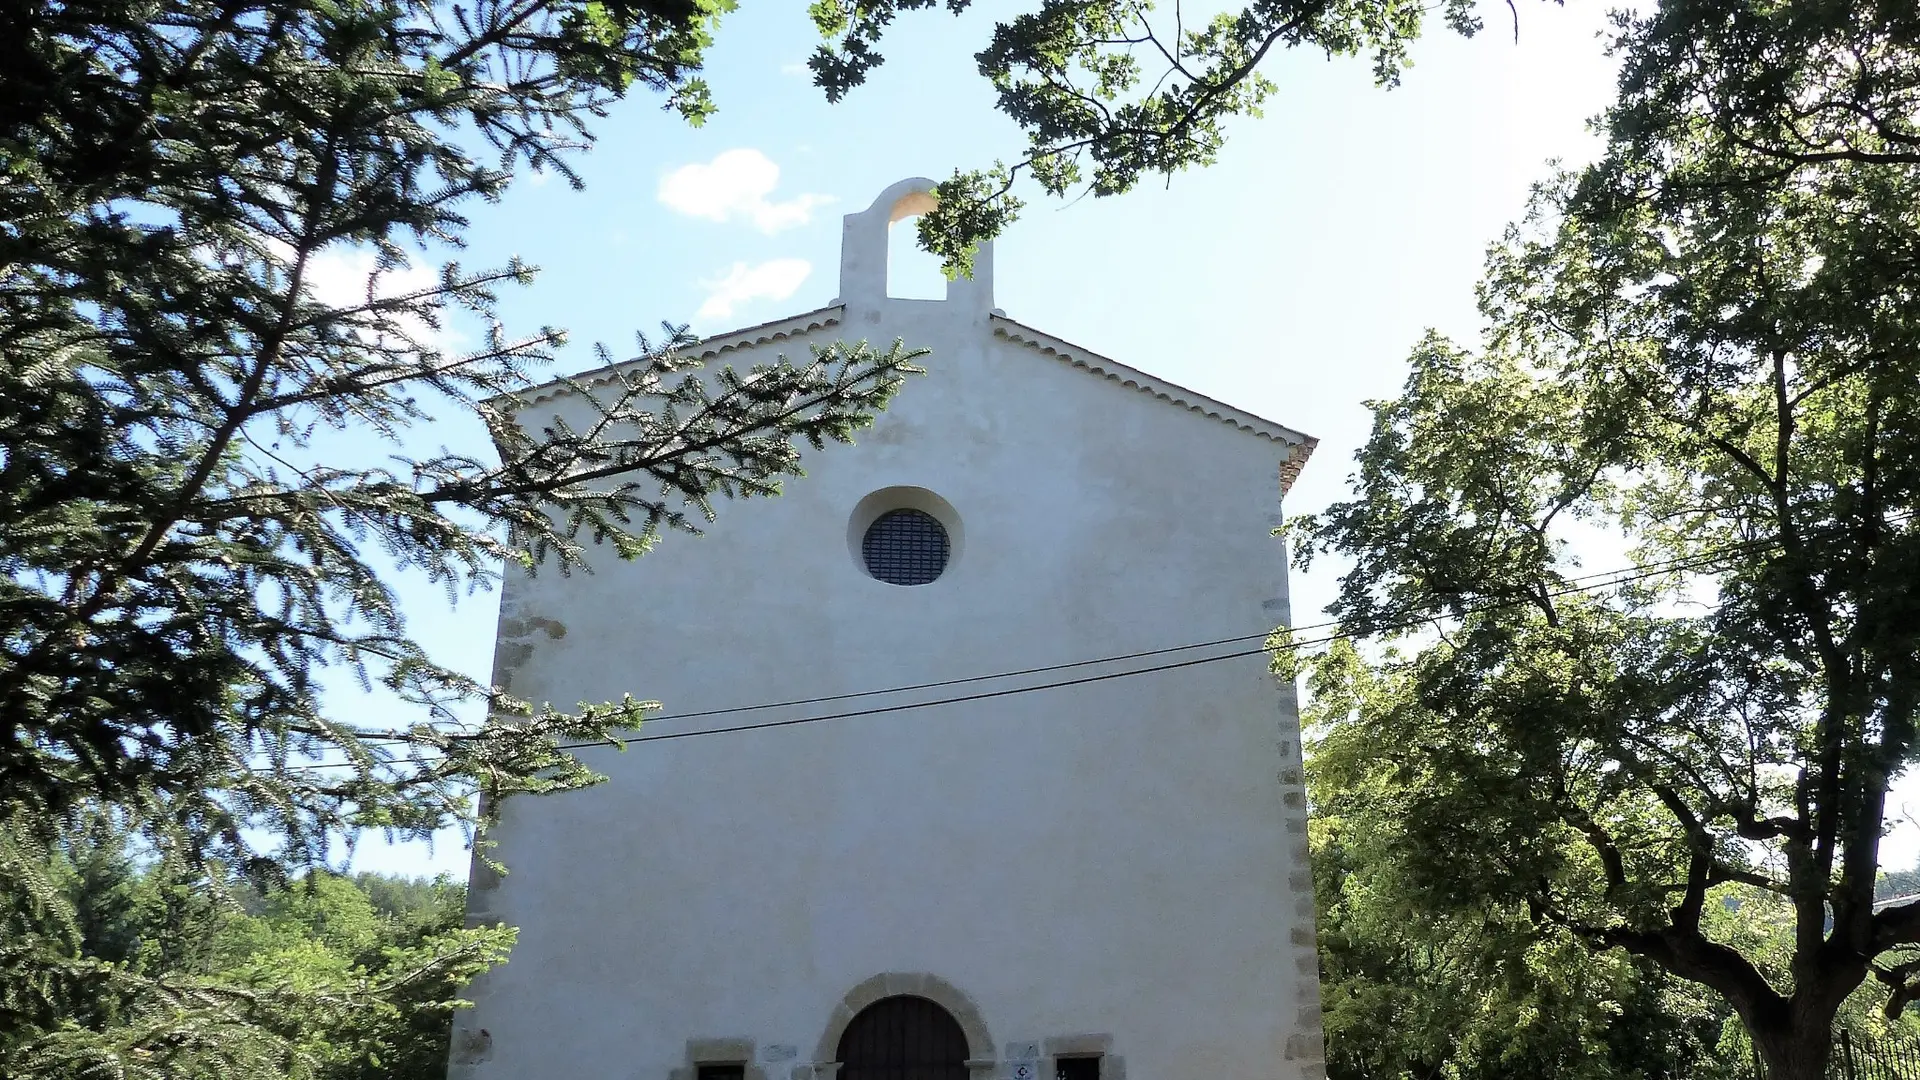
809, 0, 1920, 271
1313, 791, 1744, 1080
1288, 4, 1920, 1077
806, 0, 1489, 272
1313, 709, 1920, 1080
3, 814, 488, 1079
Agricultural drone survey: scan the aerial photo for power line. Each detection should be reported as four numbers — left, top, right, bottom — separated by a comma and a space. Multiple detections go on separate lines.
536, 539, 1767, 754
345, 535, 1775, 747
275, 534, 1779, 773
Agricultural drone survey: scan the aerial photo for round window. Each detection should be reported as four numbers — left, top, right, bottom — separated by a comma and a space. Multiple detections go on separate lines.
861, 508, 950, 585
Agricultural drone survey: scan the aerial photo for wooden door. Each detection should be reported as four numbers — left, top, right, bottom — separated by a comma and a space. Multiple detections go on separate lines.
836, 995, 969, 1080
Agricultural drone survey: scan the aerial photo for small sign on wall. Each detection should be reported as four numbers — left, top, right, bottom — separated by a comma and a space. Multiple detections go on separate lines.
1006, 1038, 1040, 1080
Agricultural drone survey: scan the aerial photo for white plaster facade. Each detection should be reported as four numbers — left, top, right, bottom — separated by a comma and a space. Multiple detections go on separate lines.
451, 179, 1324, 1080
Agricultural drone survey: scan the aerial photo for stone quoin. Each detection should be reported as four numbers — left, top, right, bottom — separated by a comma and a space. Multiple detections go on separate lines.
451, 178, 1325, 1080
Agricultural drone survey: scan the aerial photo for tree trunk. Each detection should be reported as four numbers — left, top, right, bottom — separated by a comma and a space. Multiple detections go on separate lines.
1755, 1021, 1834, 1080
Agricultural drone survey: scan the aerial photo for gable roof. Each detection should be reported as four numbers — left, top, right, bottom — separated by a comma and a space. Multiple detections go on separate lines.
989, 315, 1316, 493
511, 305, 845, 409
506, 303, 1318, 494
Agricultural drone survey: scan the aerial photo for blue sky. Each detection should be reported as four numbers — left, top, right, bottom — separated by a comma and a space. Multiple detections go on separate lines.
326, 0, 1920, 877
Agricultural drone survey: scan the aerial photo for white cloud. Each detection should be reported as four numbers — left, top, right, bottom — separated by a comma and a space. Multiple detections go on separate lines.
299, 247, 457, 351
250, 240, 459, 351
696, 258, 811, 323
779, 61, 810, 78
299, 248, 436, 311
658, 149, 831, 234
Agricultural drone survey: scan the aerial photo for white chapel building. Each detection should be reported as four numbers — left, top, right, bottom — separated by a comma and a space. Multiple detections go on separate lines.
450, 179, 1324, 1080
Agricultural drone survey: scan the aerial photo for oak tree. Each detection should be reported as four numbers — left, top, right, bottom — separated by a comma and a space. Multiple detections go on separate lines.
1290, 7, 1920, 1076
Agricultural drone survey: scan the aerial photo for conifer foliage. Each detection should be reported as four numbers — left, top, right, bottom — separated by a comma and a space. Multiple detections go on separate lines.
1, 0, 916, 856
1, 1, 915, 1069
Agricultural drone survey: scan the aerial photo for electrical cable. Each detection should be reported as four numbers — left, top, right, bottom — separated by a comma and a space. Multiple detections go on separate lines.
274, 532, 1782, 774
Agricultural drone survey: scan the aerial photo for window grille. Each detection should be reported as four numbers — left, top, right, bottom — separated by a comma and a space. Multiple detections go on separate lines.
862, 508, 950, 585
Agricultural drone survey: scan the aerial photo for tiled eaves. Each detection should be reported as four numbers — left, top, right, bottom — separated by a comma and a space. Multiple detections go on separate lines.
990, 316, 1319, 494
688, 305, 844, 360
509, 306, 846, 408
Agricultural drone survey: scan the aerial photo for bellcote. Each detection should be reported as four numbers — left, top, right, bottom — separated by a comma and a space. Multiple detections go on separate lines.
832, 178, 995, 318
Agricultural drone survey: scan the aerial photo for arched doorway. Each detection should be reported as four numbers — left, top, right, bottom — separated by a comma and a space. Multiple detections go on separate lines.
837, 995, 969, 1080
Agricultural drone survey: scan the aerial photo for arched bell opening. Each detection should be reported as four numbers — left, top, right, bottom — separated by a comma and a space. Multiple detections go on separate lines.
835, 179, 994, 314
886, 199, 947, 300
